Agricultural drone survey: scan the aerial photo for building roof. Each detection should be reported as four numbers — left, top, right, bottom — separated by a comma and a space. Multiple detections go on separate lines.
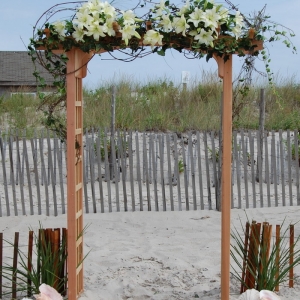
0, 51, 55, 86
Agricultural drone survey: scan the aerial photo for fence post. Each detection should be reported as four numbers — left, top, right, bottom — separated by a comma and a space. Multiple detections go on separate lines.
256, 88, 265, 182
109, 86, 116, 180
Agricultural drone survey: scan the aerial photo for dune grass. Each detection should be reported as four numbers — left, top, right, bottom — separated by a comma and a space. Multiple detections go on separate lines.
1, 71, 299, 135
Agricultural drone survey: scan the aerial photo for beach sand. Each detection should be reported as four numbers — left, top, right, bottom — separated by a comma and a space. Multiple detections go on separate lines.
1, 206, 300, 299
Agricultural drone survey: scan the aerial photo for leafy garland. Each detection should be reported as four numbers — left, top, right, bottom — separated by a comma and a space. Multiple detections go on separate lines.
28, 0, 296, 139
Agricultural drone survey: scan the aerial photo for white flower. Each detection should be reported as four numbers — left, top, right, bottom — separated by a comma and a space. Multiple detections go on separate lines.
73, 9, 94, 30
173, 15, 190, 36
86, 0, 101, 14
219, 7, 229, 19
122, 10, 136, 25
143, 29, 163, 48
53, 21, 66, 37
100, 1, 116, 19
159, 14, 173, 32
120, 24, 141, 45
234, 11, 244, 27
178, 0, 190, 16
34, 283, 63, 300
154, 0, 166, 17
105, 19, 116, 36
203, 6, 221, 29
194, 28, 215, 46
86, 22, 108, 40
187, 7, 205, 27
231, 25, 242, 39
72, 27, 85, 42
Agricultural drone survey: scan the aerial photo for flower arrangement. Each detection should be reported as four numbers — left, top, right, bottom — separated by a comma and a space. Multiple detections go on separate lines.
32, 0, 263, 60
21, 283, 63, 300
47, 0, 248, 54
28, 0, 296, 140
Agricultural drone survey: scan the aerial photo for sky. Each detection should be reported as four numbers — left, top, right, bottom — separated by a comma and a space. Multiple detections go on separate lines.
0, 0, 299, 89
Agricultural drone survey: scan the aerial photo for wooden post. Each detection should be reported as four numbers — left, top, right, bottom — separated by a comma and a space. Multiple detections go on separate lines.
289, 224, 294, 288
214, 54, 233, 300
275, 225, 280, 292
66, 48, 91, 299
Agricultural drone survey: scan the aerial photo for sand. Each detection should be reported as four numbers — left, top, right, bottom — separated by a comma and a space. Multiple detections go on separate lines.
1, 207, 300, 299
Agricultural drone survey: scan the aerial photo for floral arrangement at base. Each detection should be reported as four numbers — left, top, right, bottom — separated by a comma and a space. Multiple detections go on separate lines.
21, 284, 63, 300
238, 289, 281, 300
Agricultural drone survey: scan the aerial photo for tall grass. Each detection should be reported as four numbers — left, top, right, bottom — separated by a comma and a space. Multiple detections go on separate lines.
1, 72, 299, 135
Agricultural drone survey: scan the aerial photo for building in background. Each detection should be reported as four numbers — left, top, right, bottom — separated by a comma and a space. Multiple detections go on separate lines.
0, 51, 54, 97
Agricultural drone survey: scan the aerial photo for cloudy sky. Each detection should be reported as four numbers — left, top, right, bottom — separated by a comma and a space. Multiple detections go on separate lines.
1, 0, 299, 88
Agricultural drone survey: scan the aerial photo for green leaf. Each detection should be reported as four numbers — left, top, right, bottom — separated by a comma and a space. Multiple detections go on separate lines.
157, 49, 166, 56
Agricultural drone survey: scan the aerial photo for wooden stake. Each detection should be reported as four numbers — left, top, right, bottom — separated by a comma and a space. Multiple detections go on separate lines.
289, 224, 294, 288
275, 225, 280, 292
27, 231, 33, 297
0, 233, 2, 298
240, 222, 250, 293
12, 232, 19, 299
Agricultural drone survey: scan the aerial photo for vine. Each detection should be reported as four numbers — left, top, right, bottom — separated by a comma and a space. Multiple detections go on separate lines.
28, 0, 296, 139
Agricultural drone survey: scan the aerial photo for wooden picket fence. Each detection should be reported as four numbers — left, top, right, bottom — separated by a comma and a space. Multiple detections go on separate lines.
0, 128, 299, 216
0, 228, 67, 299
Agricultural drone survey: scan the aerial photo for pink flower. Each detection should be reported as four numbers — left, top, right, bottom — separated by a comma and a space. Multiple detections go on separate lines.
34, 284, 63, 300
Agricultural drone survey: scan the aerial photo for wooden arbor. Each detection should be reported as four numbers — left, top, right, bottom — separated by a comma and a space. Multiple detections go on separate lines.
62, 41, 262, 300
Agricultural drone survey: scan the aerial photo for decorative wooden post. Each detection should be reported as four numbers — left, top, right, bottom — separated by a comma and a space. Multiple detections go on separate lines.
66, 48, 91, 300
214, 54, 233, 300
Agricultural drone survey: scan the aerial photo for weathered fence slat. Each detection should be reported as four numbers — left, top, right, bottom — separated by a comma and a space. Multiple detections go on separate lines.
158, 135, 166, 211
264, 131, 271, 207
16, 136, 26, 215
47, 133, 58, 216
210, 132, 218, 209
233, 131, 241, 209
204, 132, 212, 210
151, 134, 159, 211
256, 130, 264, 208
294, 130, 300, 205
286, 130, 293, 206
95, 136, 105, 213
88, 138, 97, 213
23, 138, 34, 215
30, 139, 42, 215
279, 130, 286, 206
9, 137, 18, 216
135, 132, 143, 211
189, 132, 197, 210
128, 132, 135, 212
103, 130, 112, 212
0, 138, 10, 216
143, 133, 151, 211
181, 137, 189, 211
241, 130, 249, 208
271, 131, 278, 207
249, 134, 256, 208
55, 139, 65, 214
111, 132, 120, 212
39, 137, 50, 216
119, 131, 128, 212
196, 132, 204, 210
173, 133, 182, 211
166, 134, 174, 211
82, 140, 89, 214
